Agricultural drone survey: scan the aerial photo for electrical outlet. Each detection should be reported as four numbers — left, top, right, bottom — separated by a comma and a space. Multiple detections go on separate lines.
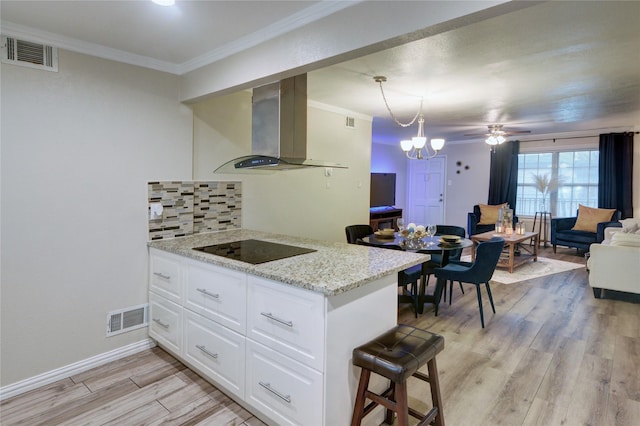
149, 202, 163, 220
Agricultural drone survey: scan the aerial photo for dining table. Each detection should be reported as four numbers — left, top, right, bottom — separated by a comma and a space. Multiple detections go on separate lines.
361, 233, 473, 314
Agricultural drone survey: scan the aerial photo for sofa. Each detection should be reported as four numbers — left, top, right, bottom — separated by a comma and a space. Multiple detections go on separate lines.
467, 204, 518, 236
588, 220, 640, 299
551, 206, 621, 252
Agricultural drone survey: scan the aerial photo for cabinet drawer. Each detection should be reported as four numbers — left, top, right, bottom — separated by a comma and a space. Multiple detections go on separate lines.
246, 340, 323, 426
149, 293, 182, 355
247, 276, 325, 370
185, 261, 247, 334
149, 249, 182, 303
184, 311, 245, 399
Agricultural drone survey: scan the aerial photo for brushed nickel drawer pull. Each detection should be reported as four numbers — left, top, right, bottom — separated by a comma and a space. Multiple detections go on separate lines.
152, 318, 170, 329
153, 272, 171, 280
196, 344, 218, 359
260, 312, 293, 327
259, 381, 291, 404
197, 288, 220, 299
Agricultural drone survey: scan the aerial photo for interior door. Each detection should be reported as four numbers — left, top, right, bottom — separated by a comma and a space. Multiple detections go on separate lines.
407, 156, 446, 225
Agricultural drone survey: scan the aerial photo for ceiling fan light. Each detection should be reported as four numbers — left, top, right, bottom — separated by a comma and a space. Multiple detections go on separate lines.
497, 135, 506, 144
431, 138, 445, 151
412, 136, 427, 149
400, 140, 414, 152
486, 136, 498, 145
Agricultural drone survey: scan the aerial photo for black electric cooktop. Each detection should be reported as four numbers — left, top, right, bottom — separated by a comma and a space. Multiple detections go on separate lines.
193, 239, 317, 265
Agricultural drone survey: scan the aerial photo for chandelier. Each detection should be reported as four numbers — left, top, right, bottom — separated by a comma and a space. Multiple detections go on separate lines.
374, 76, 445, 160
485, 125, 506, 146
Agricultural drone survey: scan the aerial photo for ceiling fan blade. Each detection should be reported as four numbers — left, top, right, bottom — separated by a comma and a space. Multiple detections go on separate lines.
505, 130, 531, 134
463, 133, 489, 137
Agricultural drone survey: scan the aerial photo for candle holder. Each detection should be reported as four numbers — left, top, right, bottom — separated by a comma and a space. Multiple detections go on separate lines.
495, 221, 504, 233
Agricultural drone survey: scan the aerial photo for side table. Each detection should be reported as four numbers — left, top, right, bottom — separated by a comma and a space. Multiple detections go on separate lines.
531, 211, 552, 248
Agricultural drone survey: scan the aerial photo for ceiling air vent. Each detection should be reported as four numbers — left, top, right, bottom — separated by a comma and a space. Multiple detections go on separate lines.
2, 35, 58, 72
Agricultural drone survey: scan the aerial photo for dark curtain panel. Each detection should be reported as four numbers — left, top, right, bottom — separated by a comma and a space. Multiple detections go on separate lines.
599, 133, 634, 218
488, 140, 520, 210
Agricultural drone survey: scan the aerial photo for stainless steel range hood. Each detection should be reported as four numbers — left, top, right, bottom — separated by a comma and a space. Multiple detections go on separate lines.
214, 74, 346, 173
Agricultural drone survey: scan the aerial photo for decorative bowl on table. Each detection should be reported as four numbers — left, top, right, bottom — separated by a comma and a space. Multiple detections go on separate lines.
440, 235, 461, 244
374, 228, 396, 238
399, 228, 427, 249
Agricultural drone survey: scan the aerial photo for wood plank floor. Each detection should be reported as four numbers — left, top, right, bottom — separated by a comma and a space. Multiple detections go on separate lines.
2, 246, 639, 425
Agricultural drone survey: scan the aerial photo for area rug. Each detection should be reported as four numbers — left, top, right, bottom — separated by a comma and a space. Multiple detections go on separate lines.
459, 255, 585, 284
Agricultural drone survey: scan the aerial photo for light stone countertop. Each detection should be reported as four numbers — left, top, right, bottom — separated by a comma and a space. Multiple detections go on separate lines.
148, 229, 429, 296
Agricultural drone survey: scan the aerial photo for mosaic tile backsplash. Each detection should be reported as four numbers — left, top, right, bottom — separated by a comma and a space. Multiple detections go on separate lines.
148, 181, 242, 240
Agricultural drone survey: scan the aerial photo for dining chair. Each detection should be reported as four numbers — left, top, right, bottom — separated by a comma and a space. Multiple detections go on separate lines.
356, 239, 422, 318
419, 225, 467, 303
345, 224, 374, 244
434, 237, 505, 328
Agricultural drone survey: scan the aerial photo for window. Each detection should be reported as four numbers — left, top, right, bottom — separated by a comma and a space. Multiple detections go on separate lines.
516, 150, 599, 217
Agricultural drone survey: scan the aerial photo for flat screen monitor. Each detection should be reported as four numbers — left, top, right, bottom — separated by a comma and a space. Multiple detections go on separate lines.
370, 173, 396, 208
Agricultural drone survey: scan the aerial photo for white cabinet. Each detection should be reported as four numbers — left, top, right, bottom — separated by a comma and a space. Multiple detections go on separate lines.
149, 292, 182, 355
148, 248, 397, 426
149, 250, 182, 303
247, 276, 324, 370
245, 340, 323, 426
185, 260, 247, 334
184, 310, 245, 399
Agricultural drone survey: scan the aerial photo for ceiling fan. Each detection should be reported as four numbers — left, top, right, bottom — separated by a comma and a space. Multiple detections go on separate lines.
464, 124, 531, 145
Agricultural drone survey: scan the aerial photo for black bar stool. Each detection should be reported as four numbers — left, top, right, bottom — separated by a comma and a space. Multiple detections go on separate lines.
351, 324, 445, 426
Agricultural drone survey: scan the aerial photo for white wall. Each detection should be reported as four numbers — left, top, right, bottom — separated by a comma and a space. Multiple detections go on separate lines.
192, 92, 372, 242
0, 50, 193, 386
441, 142, 493, 229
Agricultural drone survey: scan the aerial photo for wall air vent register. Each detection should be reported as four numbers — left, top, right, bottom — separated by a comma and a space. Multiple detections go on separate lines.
106, 304, 149, 337
2, 35, 58, 72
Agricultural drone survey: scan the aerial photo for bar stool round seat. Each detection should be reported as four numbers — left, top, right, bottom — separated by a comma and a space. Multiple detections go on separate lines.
351, 324, 445, 426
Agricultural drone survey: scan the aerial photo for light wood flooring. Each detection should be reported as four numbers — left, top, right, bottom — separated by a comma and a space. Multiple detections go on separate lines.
2, 246, 639, 426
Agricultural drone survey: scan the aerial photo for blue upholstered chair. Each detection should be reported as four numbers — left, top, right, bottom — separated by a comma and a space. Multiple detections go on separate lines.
434, 237, 505, 328
419, 225, 467, 300
467, 204, 518, 236
551, 210, 621, 253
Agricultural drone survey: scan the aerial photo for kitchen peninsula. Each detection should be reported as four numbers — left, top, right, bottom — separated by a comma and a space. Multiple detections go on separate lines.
148, 229, 428, 426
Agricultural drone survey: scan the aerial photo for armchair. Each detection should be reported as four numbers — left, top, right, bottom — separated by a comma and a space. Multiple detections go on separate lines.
467, 204, 518, 236
551, 209, 621, 253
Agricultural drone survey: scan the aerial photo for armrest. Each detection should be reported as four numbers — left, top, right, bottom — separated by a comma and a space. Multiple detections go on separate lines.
467, 212, 478, 236
597, 221, 622, 242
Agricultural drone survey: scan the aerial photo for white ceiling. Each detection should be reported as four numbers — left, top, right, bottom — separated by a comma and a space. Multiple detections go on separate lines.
2, 1, 639, 144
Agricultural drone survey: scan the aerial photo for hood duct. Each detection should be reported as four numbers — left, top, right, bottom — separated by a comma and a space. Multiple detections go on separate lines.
214, 74, 346, 173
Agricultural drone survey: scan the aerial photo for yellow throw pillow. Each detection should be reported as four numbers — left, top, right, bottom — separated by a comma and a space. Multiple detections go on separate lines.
478, 203, 507, 225
572, 205, 616, 233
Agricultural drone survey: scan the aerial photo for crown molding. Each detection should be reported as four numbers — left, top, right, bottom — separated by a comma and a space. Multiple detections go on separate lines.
1, 1, 361, 76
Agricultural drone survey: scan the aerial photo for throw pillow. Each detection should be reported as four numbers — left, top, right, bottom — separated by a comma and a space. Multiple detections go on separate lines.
611, 232, 640, 247
478, 203, 507, 225
572, 205, 616, 233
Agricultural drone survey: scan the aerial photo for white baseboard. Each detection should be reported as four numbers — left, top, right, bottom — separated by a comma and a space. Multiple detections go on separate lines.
0, 338, 156, 401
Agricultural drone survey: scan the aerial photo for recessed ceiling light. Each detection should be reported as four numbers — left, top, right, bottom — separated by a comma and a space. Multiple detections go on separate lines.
152, 0, 175, 6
